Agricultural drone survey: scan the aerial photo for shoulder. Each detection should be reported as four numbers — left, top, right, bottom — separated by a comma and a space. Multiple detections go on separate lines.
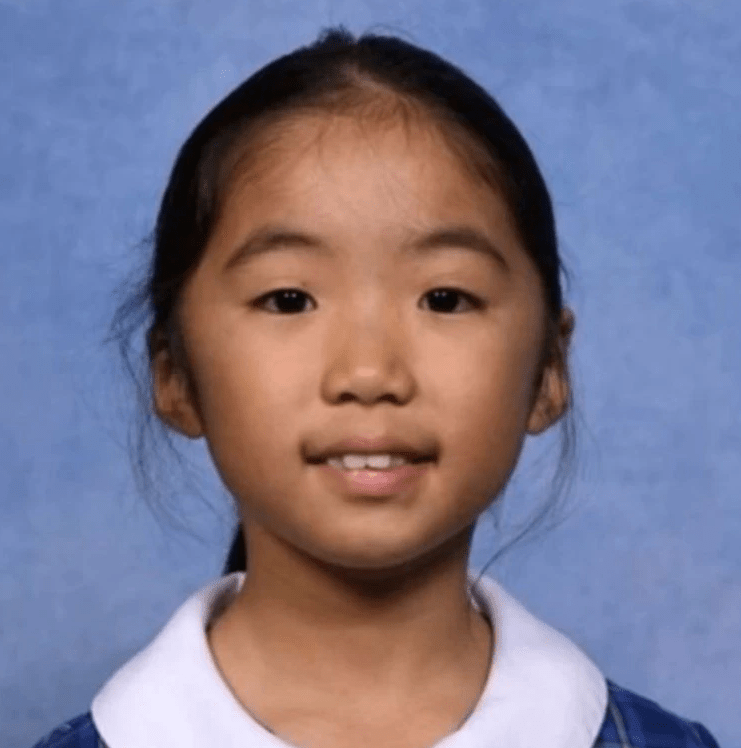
593, 679, 721, 748
30, 713, 108, 748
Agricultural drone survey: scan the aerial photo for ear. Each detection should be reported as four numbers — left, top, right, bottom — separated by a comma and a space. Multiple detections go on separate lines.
151, 345, 204, 439
526, 308, 575, 436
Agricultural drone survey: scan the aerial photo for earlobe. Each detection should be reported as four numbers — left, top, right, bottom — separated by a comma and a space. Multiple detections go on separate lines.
526, 308, 575, 436
525, 366, 567, 436
151, 350, 204, 439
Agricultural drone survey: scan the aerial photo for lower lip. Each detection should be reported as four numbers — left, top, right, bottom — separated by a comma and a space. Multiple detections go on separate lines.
312, 460, 433, 496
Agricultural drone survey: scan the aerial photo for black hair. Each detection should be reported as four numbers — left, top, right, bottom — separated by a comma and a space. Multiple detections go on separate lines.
106, 25, 585, 594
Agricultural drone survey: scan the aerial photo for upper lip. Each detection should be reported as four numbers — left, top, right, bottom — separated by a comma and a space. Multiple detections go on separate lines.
308, 435, 436, 463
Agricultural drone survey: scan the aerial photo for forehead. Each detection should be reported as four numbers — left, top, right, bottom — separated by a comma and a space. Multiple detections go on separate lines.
218, 112, 514, 227
196, 111, 545, 313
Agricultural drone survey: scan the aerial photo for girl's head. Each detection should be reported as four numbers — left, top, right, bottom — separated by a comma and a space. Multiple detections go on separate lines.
111, 26, 577, 583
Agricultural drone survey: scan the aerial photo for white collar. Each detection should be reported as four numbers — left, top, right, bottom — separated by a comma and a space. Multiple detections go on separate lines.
91, 571, 607, 748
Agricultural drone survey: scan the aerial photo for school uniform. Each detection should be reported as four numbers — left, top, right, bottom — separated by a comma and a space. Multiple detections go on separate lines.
30, 571, 721, 748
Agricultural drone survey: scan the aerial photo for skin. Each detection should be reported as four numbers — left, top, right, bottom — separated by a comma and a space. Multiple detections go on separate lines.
152, 110, 575, 745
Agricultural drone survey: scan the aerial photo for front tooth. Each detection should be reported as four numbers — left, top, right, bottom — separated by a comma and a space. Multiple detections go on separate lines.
326, 454, 409, 470
347, 454, 391, 470
365, 454, 394, 470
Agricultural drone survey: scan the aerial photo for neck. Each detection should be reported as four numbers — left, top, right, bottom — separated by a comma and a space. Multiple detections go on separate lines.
210, 521, 493, 703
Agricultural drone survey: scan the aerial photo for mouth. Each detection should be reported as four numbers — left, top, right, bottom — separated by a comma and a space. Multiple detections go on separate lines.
308, 457, 434, 496
306, 455, 435, 466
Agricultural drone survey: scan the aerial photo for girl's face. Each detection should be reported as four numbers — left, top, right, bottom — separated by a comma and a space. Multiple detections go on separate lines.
154, 113, 572, 573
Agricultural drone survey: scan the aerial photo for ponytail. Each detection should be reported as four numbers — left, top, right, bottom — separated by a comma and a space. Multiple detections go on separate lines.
223, 523, 247, 574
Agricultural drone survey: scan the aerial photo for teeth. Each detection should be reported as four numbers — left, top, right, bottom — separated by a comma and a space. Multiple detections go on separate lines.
326, 453, 410, 470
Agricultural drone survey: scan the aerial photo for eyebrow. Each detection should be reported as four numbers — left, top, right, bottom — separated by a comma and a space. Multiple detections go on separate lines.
222, 224, 511, 275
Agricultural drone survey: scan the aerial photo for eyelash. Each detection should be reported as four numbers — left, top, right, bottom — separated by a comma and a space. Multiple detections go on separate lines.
252, 287, 484, 315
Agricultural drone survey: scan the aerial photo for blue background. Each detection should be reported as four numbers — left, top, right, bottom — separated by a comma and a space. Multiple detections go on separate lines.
1, 1, 739, 746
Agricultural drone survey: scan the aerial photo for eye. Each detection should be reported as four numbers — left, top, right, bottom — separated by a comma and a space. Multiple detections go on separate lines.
424, 288, 483, 313
254, 288, 314, 314
253, 287, 483, 315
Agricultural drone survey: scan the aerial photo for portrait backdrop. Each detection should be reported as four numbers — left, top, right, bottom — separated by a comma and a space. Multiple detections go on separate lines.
1, 2, 738, 747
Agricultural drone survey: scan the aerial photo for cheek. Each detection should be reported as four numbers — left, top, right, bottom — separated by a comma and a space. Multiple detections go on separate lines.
183, 316, 302, 482
202, 346, 297, 439
438, 340, 539, 487
196, 359, 301, 508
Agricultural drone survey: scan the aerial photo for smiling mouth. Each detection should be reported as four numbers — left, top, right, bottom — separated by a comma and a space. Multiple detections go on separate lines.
306, 456, 433, 466
309, 458, 434, 496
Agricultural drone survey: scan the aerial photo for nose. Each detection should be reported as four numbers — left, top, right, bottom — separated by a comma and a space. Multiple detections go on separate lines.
321, 301, 415, 406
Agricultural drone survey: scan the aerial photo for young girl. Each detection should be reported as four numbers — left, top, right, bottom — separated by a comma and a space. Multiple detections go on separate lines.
32, 26, 721, 748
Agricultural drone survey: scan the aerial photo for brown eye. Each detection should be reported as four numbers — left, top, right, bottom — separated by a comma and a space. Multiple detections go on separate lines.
423, 288, 482, 313
254, 288, 314, 314
253, 287, 482, 315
